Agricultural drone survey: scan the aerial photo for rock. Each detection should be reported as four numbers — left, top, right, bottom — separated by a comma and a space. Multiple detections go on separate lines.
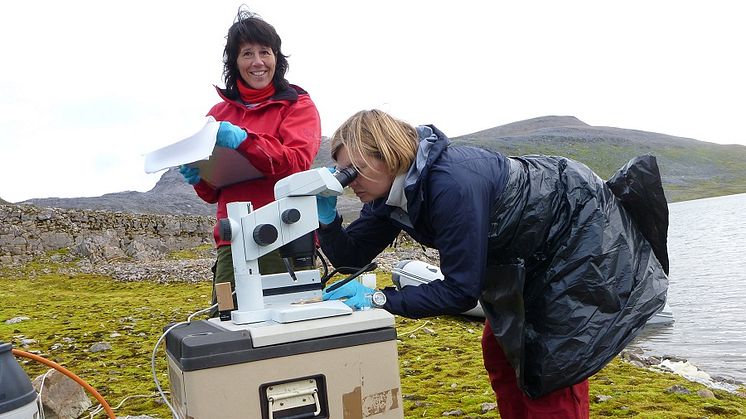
663, 355, 688, 363
32, 369, 93, 419
20, 338, 37, 346
480, 402, 497, 413
665, 385, 691, 395
89, 342, 112, 353
697, 389, 716, 399
442, 409, 464, 416
5, 316, 30, 324
124, 239, 163, 262
75, 234, 127, 262
0, 204, 213, 266
595, 394, 613, 403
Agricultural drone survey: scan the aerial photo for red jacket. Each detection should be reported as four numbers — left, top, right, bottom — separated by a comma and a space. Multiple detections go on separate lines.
193, 84, 321, 246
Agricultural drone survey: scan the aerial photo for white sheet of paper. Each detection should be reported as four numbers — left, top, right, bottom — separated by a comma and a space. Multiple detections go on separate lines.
144, 117, 263, 188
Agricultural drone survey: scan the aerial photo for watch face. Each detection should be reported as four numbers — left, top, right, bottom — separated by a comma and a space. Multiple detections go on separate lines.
372, 291, 386, 307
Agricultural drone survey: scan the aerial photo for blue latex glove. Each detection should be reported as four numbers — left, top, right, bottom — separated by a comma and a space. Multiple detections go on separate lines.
316, 167, 338, 224
316, 167, 337, 224
316, 195, 338, 224
323, 280, 375, 310
216, 121, 248, 149
179, 165, 201, 185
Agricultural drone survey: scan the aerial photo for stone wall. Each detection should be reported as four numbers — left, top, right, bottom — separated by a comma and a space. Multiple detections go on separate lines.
0, 204, 214, 265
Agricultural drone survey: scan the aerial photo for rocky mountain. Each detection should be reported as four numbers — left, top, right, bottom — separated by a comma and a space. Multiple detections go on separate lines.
19, 116, 746, 216
19, 150, 359, 219
22, 168, 216, 216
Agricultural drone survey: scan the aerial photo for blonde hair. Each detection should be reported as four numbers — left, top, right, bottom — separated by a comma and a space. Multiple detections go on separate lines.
330, 109, 419, 177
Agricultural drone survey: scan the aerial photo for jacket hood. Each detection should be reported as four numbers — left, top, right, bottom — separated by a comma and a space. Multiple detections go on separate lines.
403, 125, 450, 220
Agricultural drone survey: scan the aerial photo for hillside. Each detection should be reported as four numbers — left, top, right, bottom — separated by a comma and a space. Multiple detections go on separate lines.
450, 116, 746, 202
19, 116, 746, 215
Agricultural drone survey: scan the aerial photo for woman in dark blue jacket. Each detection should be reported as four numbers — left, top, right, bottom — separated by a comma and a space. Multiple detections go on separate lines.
317, 109, 668, 418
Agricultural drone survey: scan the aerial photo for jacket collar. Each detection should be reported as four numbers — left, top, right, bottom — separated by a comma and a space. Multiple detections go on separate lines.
215, 84, 303, 107
367, 125, 450, 224
385, 174, 408, 211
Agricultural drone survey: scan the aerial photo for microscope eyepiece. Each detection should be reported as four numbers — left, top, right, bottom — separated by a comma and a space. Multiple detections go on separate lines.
334, 166, 359, 188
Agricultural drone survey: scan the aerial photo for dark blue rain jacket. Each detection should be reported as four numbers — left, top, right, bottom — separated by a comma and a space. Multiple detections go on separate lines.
318, 125, 669, 398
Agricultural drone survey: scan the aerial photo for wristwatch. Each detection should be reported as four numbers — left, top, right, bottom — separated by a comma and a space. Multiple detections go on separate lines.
371, 291, 387, 308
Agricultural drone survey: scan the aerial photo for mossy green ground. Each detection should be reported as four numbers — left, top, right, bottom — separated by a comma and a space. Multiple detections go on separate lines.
2, 260, 745, 418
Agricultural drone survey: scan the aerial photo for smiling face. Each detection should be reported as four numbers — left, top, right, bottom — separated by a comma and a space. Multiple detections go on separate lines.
237, 43, 276, 89
336, 145, 395, 204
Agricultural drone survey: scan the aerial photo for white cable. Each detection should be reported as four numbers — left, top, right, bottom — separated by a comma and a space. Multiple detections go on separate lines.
150, 301, 222, 419
38, 395, 46, 419
36, 369, 52, 419
400, 320, 432, 336
188, 303, 217, 322
151, 321, 186, 418
89, 393, 161, 418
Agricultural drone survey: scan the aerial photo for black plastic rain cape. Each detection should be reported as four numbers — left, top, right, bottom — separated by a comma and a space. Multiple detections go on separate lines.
481, 154, 669, 398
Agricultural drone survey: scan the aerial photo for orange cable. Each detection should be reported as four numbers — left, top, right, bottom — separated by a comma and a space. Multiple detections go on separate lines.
12, 348, 116, 419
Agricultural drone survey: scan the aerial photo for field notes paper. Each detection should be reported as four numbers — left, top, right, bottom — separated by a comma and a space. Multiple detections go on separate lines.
144, 116, 262, 187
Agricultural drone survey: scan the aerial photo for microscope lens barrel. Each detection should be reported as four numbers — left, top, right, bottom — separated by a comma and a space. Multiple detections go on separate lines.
334, 167, 358, 188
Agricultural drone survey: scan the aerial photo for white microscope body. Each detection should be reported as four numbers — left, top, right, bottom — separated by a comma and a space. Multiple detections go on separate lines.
220, 167, 352, 324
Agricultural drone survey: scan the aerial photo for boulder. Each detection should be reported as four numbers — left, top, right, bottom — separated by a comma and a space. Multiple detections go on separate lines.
32, 369, 92, 419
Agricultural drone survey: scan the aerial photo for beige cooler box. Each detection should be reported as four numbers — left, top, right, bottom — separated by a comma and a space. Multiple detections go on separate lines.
166, 309, 403, 419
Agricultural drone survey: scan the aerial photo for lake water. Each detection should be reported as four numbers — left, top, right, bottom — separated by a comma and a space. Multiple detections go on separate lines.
628, 192, 746, 384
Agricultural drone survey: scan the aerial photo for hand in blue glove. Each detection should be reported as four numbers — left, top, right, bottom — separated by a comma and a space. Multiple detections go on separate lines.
323, 280, 375, 310
216, 121, 248, 149
316, 167, 339, 224
179, 165, 201, 185
316, 195, 338, 224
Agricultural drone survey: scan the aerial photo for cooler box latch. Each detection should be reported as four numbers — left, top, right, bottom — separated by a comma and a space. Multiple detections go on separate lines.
263, 376, 327, 419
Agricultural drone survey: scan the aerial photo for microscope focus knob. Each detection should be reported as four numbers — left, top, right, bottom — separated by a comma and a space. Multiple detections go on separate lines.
253, 224, 278, 246
218, 218, 232, 241
281, 208, 301, 224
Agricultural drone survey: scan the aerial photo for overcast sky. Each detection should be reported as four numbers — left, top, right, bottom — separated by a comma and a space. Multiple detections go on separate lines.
1, 1, 744, 203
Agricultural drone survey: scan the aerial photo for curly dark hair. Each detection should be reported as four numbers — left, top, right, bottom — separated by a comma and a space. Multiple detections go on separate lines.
223, 8, 289, 93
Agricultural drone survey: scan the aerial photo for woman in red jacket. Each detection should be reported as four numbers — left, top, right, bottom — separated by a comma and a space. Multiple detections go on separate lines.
179, 10, 321, 315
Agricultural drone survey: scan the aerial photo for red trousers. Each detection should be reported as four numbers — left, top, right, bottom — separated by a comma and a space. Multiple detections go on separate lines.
481, 321, 589, 419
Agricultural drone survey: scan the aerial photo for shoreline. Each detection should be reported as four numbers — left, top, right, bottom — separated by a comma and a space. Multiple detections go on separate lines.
620, 346, 745, 393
